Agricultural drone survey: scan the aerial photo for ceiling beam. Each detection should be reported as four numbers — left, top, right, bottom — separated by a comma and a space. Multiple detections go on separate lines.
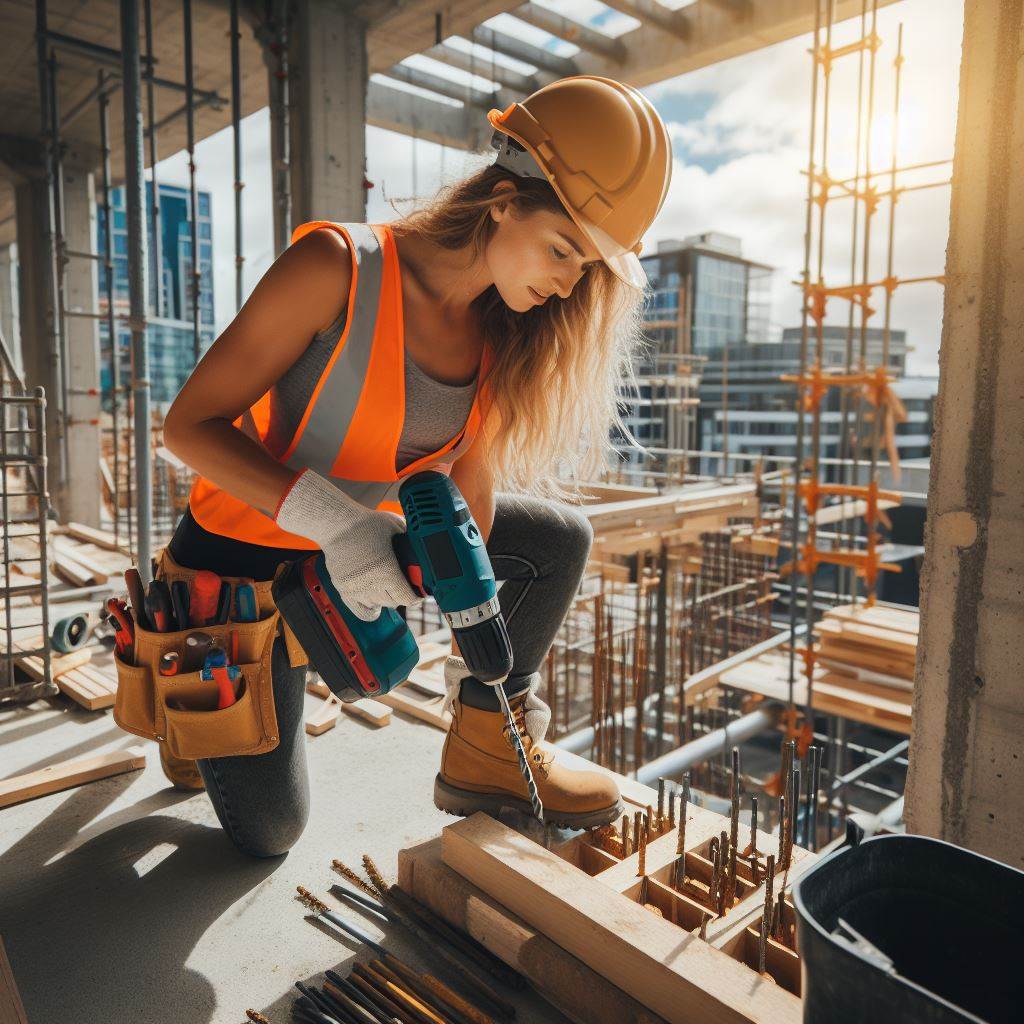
512, 3, 626, 62
367, 78, 491, 151
469, 25, 578, 79
598, 0, 692, 41
384, 63, 516, 109
570, 0, 902, 90
366, 1, 521, 75
424, 42, 540, 94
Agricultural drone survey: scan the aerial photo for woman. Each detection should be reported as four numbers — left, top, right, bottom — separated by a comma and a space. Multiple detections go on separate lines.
163, 75, 672, 857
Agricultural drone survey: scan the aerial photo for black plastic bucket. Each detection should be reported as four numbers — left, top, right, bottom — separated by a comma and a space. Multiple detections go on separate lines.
794, 832, 1024, 1023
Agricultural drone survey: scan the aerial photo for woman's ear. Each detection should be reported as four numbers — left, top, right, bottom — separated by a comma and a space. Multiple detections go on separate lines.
489, 180, 518, 222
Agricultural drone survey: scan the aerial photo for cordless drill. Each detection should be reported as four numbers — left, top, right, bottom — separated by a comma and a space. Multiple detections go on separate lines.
272, 470, 513, 702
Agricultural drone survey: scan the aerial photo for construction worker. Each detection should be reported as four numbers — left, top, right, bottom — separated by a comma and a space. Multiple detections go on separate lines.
161, 75, 672, 856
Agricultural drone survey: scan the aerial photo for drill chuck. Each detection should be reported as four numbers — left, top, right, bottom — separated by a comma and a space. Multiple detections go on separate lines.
451, 614, 513, 684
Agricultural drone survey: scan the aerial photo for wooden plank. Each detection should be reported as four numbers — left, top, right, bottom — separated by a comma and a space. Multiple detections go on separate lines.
52, 550, 94, 587
442, 814, 800, 1024
51, 537, 111, 583
0, 937, 29, 1024
0, 747, 147, 809
59, 521, 131, 555
376, 686, 450, 731
341, 697, 391, 727
720, 656, 911, 735
817, 617, 917, 656
305, 695, 343, 736
823, 603, 919, 635
56, 664, 117, 711
398, 837, 664, 1024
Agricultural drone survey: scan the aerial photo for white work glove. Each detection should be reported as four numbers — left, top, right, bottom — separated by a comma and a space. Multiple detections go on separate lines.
276, 469, 423, 622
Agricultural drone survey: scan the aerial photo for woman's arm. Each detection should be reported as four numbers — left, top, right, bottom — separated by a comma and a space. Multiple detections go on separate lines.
163, 228, 352, 517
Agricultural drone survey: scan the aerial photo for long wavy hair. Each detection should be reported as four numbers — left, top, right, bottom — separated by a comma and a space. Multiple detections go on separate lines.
391, 165, 651, 503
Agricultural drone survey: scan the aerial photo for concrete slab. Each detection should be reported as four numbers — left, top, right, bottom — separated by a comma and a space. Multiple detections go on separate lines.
0, 685, 570, 1024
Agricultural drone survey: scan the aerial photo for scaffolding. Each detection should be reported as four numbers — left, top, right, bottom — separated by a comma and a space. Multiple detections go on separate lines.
782, 0, 951, 740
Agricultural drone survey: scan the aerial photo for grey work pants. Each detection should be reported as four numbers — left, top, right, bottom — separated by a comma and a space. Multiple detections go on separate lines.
176, 493, 594, 858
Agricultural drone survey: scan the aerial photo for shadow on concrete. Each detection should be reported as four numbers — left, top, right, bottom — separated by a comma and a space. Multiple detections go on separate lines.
0, 770, 282, 1023
1, 724, 127, 781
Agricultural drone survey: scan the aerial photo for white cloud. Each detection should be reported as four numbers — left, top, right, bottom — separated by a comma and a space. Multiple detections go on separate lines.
645, 0, 963, 373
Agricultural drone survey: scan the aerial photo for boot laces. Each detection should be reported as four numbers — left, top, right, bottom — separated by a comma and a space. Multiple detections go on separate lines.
501, 697, 552, 775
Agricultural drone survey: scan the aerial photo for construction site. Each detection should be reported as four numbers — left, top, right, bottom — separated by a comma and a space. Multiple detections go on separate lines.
0, 0, 1020, 1022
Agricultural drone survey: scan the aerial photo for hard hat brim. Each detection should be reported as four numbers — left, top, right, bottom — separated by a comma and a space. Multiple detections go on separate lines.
488, 108, 649, 291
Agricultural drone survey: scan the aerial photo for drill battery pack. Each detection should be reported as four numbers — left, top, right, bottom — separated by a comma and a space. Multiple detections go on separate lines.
272, 553, 420, 703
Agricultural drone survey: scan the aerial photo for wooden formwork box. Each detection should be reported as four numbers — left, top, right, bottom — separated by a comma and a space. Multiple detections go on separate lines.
399, 756, 816, 1024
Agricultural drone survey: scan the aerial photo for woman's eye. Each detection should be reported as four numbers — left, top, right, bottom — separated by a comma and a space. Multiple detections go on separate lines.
550, 245, 570, 260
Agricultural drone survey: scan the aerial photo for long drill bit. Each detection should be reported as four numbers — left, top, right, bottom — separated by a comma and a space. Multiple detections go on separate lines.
496, 685, 544, 824
360, 856, 524, 991
750, 795, 759, 861
668, 780, 676, 828
777, 794, 787, 866
296, 887, 513, 1022
657, 777, 666, 827
729, 747, 741, 876
620, 813, 630, 858
810, 744, 823, 852
758, 853, 776, 976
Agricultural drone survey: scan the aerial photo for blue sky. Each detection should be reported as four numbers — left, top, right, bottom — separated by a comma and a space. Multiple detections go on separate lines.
157, 0, 964, 375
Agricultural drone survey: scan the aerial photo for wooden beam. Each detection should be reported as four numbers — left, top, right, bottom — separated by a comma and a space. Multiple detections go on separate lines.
442, 813, 801, 1023
398, 837, 665, 1024
423, 42, 539, 94
600, 0, 692, 40
469, 26, 578, 78
0, 747, 147, 809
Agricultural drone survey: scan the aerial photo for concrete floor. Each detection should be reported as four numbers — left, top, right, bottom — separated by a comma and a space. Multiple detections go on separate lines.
0, 682, 570, 1024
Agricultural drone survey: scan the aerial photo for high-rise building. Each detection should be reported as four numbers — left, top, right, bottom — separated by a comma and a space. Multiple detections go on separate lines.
621, 234, 771, 463
97, 181, 215, 407
699, 327, 926, 473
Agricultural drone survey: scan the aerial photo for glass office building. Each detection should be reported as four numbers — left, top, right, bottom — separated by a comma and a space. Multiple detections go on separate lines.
97, 181, 215, 408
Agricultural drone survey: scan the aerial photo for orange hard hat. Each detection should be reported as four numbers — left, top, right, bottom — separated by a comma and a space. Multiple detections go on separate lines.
488, 75, 672, 288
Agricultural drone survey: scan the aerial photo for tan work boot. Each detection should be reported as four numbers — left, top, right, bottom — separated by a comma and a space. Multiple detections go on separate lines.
434, 656, 623, 829
158, 743, 205, 791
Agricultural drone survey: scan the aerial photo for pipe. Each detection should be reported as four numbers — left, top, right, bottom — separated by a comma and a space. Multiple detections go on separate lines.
830, 738, 909, 795
636, 704, 781, 787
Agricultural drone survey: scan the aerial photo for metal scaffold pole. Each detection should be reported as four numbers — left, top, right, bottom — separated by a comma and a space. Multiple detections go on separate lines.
120, 0, 152, 581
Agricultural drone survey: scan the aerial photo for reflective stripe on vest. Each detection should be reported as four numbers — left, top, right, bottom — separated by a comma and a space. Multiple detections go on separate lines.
187, 221, 493, 549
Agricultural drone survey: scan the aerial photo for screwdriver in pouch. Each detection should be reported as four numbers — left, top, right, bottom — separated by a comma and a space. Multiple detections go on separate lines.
144, 581, 174, 632
189, 571, 221, 627
171, 581, 190, 631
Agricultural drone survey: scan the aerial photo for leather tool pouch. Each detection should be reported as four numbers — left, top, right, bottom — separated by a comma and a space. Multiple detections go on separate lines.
113, 547, 309, 760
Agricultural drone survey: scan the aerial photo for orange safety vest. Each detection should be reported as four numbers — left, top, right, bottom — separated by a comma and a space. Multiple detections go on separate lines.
188, 221, 495, 549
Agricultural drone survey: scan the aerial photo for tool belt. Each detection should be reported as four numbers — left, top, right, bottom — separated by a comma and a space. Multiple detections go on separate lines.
112, 547, 308, 760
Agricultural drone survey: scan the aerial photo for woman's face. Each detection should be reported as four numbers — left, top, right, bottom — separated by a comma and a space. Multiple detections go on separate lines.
486, 191, 603, 312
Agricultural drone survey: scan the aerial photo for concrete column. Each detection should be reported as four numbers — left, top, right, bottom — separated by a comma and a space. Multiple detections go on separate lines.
0, 243, 20, 376
12, 143, 101, 525
14, 172, 65, 508
62, 162, 103, 528
288, 0, 368, 229
905, 0, 1024, 868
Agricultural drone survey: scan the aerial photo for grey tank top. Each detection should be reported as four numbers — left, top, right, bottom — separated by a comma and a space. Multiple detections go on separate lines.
265, 307, 478, 471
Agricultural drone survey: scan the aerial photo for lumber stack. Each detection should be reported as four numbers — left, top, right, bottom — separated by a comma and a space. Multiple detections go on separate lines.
814, 603, 918, 684
580, 481, 759, 563
717, 603, 918, 735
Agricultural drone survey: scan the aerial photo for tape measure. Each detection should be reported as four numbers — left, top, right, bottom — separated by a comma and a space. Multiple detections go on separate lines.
51, 613, 91, 654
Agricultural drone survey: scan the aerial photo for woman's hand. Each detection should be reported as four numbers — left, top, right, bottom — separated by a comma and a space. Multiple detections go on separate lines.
276, 470, 423, 622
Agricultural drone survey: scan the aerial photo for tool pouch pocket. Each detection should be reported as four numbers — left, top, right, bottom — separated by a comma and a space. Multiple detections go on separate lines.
113, 547, 299, 759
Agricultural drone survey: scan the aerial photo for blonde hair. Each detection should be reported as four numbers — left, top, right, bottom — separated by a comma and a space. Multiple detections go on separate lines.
392, 166, 650, 503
